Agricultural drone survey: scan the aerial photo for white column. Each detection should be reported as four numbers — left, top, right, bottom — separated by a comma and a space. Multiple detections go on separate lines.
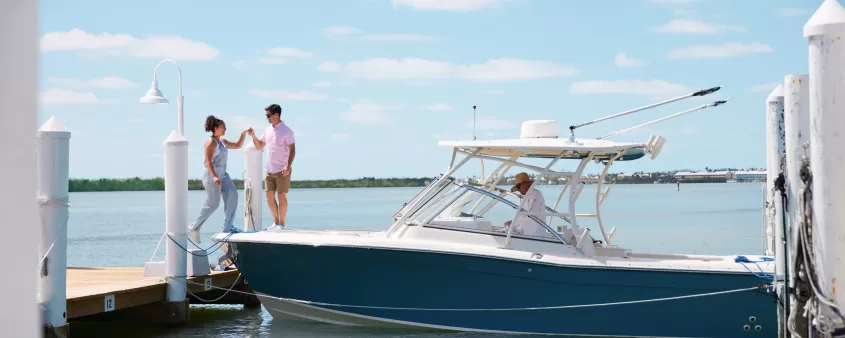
36, 117, 71, 333
783, 74, 809, 279
1, 1, 39, 336
243, 142, 264, 231
765, 84, 785, 265
164, 130, 188, 302
805, 0, 845, 317
784, 73, 810, 338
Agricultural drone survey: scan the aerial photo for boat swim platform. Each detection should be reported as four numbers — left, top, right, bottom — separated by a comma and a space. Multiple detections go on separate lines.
64, 266, 259, 324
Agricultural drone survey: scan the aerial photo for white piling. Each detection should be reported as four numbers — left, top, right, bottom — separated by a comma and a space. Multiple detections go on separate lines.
783, 75, 809, 277
805, 0, 845, 325
244, 142, 264, 231
765, 84, 785, 265
163, 130, 189, 304
0, 0, 40, 336
36, 117, 71, 335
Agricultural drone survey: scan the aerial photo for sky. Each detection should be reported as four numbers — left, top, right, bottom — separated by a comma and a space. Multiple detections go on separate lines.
38, 0, 818, 180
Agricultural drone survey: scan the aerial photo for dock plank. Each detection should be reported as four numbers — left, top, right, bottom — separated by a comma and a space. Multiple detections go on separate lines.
66, 267, 242, 319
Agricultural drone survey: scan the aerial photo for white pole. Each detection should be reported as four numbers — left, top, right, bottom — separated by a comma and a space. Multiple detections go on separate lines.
805, 0, 845, 324
243, 142, 264, 231
765, 84, 785, 265
784, 73, 810, 338
36, 117, 70, 335
164, 130, 188, 303
0, 0, 39, 336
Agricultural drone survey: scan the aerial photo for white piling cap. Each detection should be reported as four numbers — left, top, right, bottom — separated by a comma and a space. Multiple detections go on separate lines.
804, 0, 845, 38
36, 116, 71, 139
163, 130, 189, 145
244, 140, 260, 152
767, 84, 785, 103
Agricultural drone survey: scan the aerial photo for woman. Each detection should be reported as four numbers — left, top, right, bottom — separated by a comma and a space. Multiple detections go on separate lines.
189, 115, 251, 244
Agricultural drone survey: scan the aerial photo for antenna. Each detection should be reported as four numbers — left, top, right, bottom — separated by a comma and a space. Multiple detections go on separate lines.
473, 105, 477, 140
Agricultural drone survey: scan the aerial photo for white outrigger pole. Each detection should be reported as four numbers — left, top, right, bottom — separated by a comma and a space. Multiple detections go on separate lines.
599, 99, 730, 140
567, 85, 723, 140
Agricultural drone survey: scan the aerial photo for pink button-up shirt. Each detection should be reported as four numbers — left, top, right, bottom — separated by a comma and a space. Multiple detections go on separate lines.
260, 121, 295, 174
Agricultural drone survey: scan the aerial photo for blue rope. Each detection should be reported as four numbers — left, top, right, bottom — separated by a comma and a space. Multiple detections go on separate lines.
734, 256, 775, 281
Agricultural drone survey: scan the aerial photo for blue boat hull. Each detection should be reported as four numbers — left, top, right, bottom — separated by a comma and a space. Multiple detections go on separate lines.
230, 242, 777, 337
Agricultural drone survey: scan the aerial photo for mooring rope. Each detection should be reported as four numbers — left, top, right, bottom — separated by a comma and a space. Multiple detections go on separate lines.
170, 277, 768, 312
36, 196, 70, 271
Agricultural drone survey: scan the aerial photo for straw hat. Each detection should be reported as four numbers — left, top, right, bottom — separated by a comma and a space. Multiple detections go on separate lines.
511, 172, 532, 192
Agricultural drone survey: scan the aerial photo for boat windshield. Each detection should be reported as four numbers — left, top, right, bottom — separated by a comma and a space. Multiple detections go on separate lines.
402, 181, 570, 244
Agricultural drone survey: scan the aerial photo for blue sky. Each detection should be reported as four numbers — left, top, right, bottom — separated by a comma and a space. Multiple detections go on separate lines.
39, 0, 816, 180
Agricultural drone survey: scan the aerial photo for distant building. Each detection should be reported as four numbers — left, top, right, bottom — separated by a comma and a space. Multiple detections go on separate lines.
674, 171, 734, 182
734, 170, 767, 182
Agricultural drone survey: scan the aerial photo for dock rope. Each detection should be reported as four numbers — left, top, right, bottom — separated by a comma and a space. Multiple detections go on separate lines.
172, 277, 769, 312
787, 156, 845, 338
165, 273, 244, 303
36, 196, 70, 272
734, 256, 775, 282
243, 172, 256, 231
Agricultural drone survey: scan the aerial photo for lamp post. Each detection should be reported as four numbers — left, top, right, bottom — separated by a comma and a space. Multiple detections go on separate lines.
140, 58, 185, 136
139, 58, 189, 323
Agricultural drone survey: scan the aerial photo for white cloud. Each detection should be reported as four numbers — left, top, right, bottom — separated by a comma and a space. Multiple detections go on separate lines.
485, 89, 506, 95
312, 81, 332, 88
324, 26, 362, 37
267, 47, 314, 58
256, 58, 286, 65
320, 58, 577, 83
361, 34, 440, 41
248, 90, 328, 101
780, 8, 809, 17
653, 19, 746, 34
330, 133, 350, 141
339, 100, 404, 125
40, 89, 119, 104
317, 61, 342, 72
468, 117, 516, 130
750, 83, 780, 93
392, 0, 503, 11
423, 103, 455, 111
41, 29, 219, 60
47, 76, 138, 89
615, 53, 646, 68
569, 80, 692, 96
668, 42, 772, 59
232, 60, 249, 69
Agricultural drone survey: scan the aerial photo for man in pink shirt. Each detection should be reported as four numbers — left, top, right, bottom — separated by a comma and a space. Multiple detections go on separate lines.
248, 104, 295, 229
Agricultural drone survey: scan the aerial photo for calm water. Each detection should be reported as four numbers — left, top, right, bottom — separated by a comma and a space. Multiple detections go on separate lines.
66, 183, 766, 337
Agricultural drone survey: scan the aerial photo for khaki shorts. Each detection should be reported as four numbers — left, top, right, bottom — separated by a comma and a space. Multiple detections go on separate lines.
265, 170, 291, 193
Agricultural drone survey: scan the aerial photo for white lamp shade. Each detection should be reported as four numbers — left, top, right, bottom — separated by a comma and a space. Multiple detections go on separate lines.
139, 87, 168, 104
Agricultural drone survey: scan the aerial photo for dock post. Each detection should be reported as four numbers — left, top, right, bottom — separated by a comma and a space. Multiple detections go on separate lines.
765, 84, 787, 338
783, 74, 810, 337
0, 1, 40, 337
163, 130, 189, 324
36, 118, 71, 337
804, 0, 845, 334
763, 85, 785, 260
243, 142, 263, 231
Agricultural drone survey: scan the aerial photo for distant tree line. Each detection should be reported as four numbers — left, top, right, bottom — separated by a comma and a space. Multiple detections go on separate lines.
68, 176, 434, 192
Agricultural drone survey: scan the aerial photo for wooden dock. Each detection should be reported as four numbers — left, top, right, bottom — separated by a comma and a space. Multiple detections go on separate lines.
63, 267, 259, 326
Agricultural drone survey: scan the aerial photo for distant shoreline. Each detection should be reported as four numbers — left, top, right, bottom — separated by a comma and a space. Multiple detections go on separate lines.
68, 177, 435, 192
67, 176, 762, 193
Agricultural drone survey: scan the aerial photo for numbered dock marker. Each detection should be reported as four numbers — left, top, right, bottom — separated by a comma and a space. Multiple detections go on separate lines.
204, 278, 212, 291
104, 294, 115, 312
